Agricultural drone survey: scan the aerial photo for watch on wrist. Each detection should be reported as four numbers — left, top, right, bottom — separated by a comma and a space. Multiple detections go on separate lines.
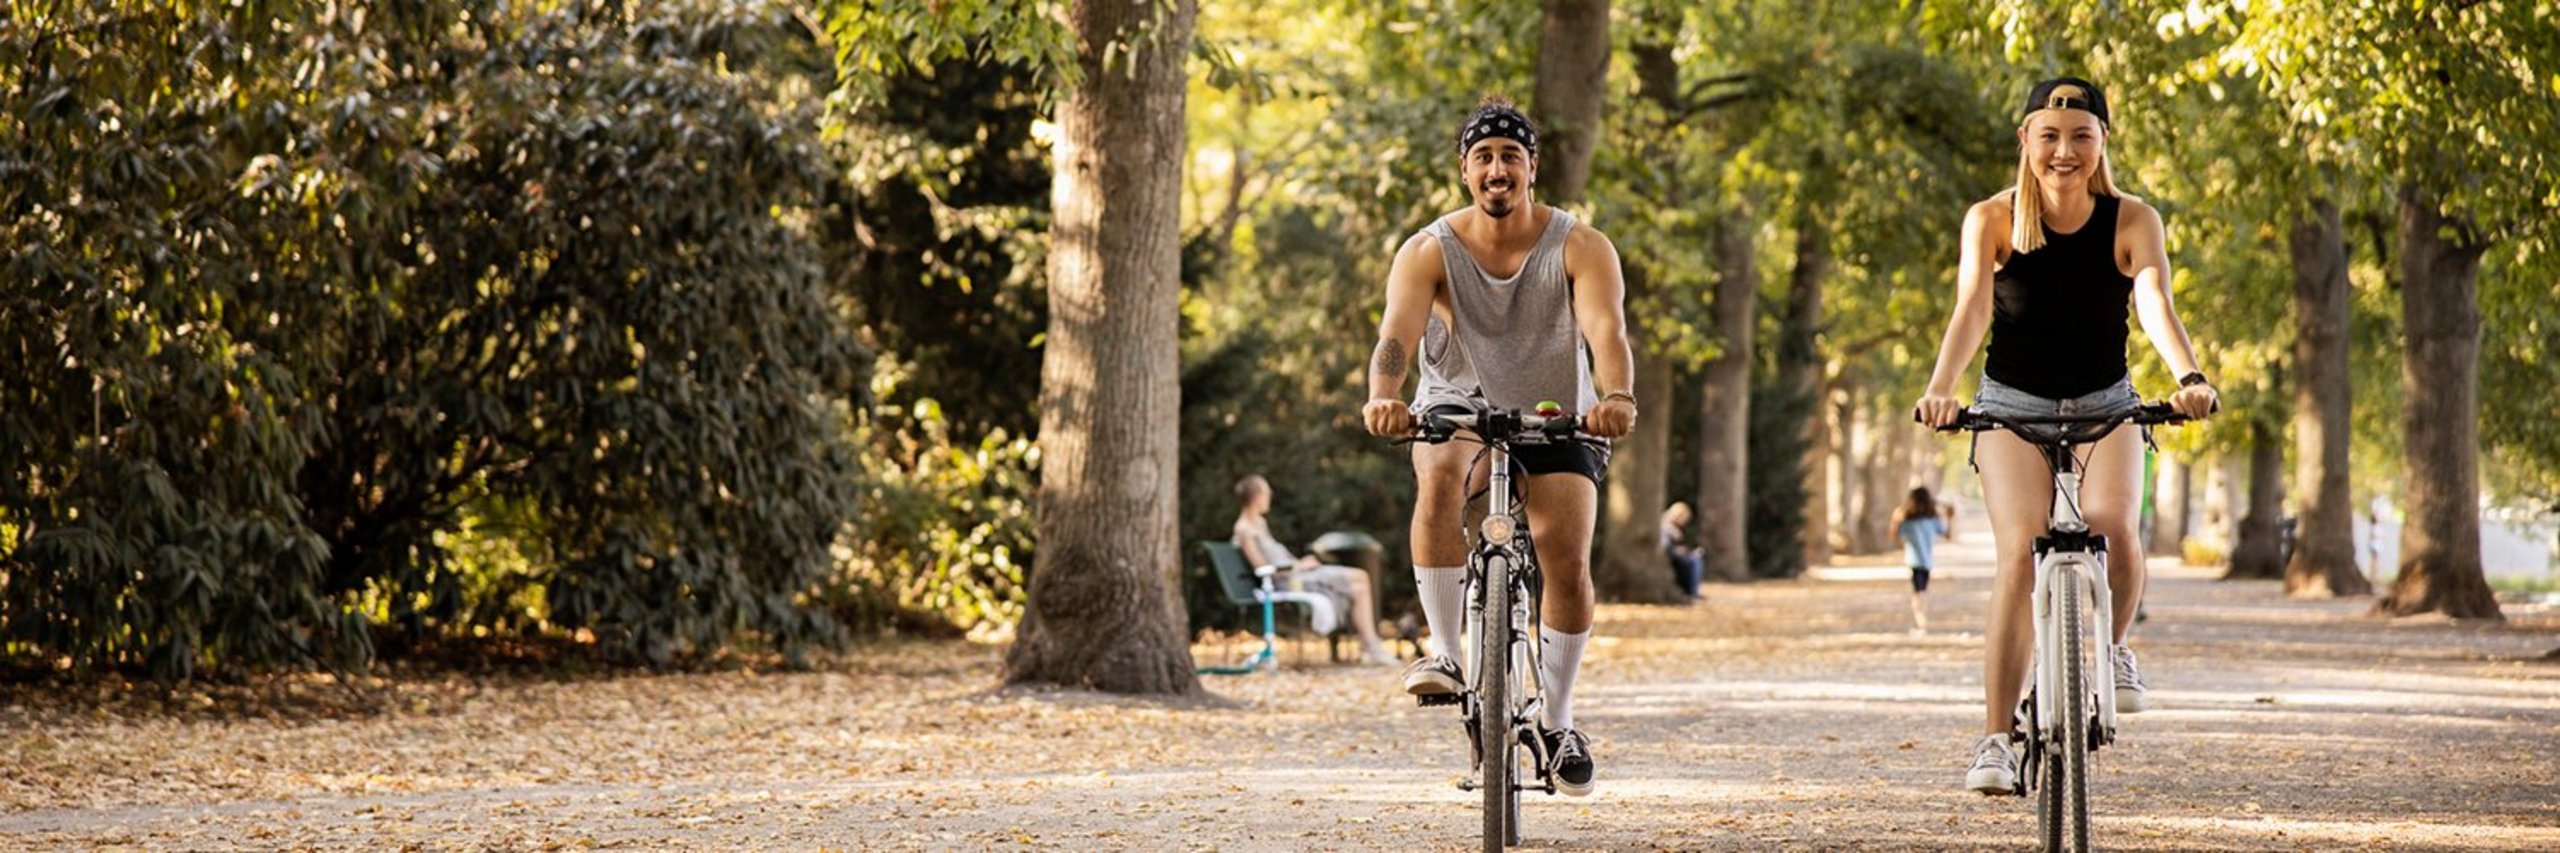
1602, 390, 1637, 406
2178, 372, 2209, 388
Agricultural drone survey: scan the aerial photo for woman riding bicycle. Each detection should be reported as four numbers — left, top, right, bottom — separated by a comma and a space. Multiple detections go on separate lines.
1910, 77, 2220, 795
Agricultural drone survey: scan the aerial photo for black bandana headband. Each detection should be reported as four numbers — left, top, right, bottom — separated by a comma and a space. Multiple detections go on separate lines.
1457, 106, 1538, 156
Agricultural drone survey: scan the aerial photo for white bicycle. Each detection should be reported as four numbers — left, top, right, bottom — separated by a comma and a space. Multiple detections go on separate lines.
1402, 403, 1577, 851
1941, 402, 2191, 851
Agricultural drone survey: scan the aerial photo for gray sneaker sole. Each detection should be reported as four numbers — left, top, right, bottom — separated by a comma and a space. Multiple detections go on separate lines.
1403, 671, 1462, 696
1965, 767, 2015, 795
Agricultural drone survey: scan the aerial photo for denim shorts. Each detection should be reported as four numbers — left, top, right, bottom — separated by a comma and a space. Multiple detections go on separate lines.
1970, 374, 2140, 465
1975, 374, 2139, 420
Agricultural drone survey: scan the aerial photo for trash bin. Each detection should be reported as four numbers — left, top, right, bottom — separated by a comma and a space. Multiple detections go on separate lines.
1309, 530, 1383, 574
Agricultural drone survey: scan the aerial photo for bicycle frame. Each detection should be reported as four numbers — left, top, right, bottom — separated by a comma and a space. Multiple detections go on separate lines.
2028, 444, 2119, 749
1463, 441, 1549, 785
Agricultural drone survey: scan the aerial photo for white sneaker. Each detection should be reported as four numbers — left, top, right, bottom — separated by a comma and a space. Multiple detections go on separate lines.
2113, 645, 2149, 713
1965, 734, 2017, 794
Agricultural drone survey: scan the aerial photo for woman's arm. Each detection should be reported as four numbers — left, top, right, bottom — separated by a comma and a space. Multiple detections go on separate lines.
2121, 200, 2219, 419
1915, 198, 2010, 427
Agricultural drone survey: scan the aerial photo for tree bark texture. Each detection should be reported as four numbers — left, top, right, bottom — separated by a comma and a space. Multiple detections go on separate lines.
1780, 212, 1830, 567
1813, 380, 1845, 560
2225, 419, 2289, 581
1006, 0, 1203, 694
2202, 456, 2240, 551
2379, 185, 2501, 619
1589, 31, 1685, 604
1697, 209, 1756, 582
1854, 400, 1902, 553
1595, 269, 1685, 603
1532, 0, 1609, 205
2283, 200, 2373, 597
2148, 454, 2189, 557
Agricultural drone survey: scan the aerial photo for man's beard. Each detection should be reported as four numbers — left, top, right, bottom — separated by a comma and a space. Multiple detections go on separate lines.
1478, 179, 1518, 218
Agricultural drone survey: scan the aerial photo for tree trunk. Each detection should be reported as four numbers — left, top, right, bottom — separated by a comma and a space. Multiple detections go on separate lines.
1005, 0, 1202, 694
1855, 399, 1902, 553
1815, 379, 1847, 559
2202, 455, 2241, 551
1697, 208, 1756, 582
1779, 210, 1830, 567
2225, 419, 2289, 580
1589, 28, 1686, 605
1595, 275, 1685, 603
2283, 199, 2373, 597
2148, 453, 2189, 558
1532, 0, 1610, 205
2378, 185, 2501, 619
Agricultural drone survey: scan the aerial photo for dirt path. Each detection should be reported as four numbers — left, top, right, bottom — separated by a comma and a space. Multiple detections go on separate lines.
8, 539, 2557, 850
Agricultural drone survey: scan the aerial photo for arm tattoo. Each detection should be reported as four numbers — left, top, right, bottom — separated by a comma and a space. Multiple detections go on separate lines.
1371, 339, 1407, 383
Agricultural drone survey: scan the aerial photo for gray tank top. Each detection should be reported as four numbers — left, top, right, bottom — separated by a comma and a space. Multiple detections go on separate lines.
1414, 207, 1599, 425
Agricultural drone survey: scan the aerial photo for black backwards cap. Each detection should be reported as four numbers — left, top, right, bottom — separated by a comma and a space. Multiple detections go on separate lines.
1456, 101, 1538, 155
2022, 77, 2109, 127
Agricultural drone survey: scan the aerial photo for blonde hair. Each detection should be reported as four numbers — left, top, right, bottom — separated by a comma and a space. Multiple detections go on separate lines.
2010, 86, 2121, 254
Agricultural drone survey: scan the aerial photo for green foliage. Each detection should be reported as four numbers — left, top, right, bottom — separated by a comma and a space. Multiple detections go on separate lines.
2481, 244, 2560, 501
827, 0, 1076, 112
2, 2, 865, 675
829, 55, 1051, 442
831, 367, 1035, 639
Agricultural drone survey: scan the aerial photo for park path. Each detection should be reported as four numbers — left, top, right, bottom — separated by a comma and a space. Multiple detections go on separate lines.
6, 538, 2557, 851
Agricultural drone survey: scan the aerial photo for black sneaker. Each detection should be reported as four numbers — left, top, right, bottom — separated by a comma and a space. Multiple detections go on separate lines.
1543, 727, 1594, 797
1400, 655, 1463, 696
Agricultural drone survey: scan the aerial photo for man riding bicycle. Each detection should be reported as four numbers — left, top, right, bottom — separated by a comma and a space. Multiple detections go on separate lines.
1361, 94, 1638, 798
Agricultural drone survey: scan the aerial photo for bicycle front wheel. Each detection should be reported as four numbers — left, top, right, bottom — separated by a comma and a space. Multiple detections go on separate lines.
1477, 553, 1514, 852
2040, 574, 2094, 851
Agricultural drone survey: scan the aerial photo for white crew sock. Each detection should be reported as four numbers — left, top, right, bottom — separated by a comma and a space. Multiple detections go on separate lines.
1415, 565, 1466, 660
1540, 625, 1589, 731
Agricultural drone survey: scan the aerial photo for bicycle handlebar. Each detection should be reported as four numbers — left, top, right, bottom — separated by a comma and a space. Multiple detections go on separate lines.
1926, 402, 2195, 442
1404, 407, 1583, 446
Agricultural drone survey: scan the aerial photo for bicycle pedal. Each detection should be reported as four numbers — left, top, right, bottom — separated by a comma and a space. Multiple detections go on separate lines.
1416, 693, 1464, 707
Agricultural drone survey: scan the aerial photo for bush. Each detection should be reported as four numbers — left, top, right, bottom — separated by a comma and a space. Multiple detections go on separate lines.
1, 2, 864, 675
830, 369, 1036, 640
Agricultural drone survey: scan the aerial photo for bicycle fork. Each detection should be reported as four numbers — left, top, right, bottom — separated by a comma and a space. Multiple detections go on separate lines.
2029, 467, 2121, 752
1459, 452, 1552, 794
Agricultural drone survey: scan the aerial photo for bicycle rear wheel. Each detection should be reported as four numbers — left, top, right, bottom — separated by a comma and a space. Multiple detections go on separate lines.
1477, 554, 1514, 852
2040, 574, 2094, 851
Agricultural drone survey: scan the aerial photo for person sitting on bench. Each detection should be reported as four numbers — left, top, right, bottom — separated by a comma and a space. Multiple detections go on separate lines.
1232, 474, 1399, 666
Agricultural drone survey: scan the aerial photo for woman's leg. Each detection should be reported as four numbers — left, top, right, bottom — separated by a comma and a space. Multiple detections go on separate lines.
1976, 430, 2058, 734
2079, 427, 2148, 643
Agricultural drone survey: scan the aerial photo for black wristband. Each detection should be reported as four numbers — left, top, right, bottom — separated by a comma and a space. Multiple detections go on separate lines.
1602, 390, 1637, 406
2178, 372, 2209, 388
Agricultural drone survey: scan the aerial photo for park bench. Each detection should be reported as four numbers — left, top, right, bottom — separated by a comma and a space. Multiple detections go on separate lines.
1196, 540, 1352, 674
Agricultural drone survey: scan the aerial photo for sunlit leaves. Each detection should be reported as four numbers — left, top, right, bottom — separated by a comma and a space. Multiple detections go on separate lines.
2, 1, 866, 675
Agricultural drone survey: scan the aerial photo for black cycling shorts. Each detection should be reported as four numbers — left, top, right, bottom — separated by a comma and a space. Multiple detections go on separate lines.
1910, 567, 1932, 593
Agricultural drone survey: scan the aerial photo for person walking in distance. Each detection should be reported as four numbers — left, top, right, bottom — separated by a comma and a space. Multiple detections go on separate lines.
1895, 487, 1949, 635
1361, 94, 1639, 798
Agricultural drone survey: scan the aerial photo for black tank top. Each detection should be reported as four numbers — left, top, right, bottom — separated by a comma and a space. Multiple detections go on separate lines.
1984, 194, 2133, 399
